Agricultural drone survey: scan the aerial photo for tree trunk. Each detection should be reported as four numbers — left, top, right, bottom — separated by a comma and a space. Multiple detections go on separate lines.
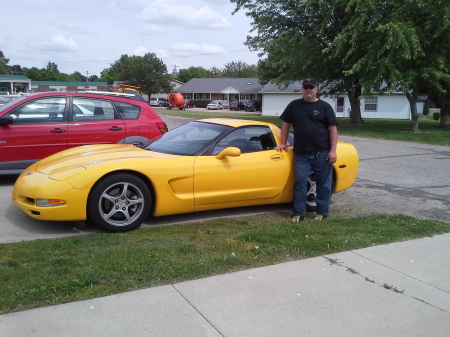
347, 86, 363, 124
439, 92, 448, 128
406, 89, 419, 133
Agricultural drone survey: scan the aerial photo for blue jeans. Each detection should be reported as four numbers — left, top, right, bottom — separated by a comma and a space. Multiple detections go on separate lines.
293, 151, 333, 217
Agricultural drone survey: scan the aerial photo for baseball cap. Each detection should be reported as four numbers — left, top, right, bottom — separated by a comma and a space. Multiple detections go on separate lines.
302, 77, 318, 87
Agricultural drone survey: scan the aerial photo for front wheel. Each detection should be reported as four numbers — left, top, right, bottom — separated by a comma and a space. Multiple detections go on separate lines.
87, 173, 151, 232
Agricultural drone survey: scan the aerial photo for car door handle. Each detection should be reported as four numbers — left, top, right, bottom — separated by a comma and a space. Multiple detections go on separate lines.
109, 127, 123, 131
270, 154, 284, 160
51, 129, 66, 133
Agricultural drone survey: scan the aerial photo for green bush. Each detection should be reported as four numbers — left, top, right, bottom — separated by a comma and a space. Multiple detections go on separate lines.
192, 99, 212, 108
433, 112, 440, 120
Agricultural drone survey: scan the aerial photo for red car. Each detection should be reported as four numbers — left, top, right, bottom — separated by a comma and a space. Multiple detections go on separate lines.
0, 91, 168, 174
183, 99, 196, 108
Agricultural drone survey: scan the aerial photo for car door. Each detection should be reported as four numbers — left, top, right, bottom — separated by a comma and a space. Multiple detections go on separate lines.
0, 96, 68, 169
193, 126, 292, 206
68, 97, 126, 147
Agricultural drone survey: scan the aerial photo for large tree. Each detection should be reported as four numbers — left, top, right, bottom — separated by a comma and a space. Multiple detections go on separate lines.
104, 53, 173, 97
222, 61, 258, 78
328, 0, 450, 132
232, 0, 450, 129
232, 0, 365, 124
176, 66, 213, 83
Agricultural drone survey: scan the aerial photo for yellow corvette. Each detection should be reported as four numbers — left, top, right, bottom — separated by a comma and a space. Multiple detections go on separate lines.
12, 119, 359, 232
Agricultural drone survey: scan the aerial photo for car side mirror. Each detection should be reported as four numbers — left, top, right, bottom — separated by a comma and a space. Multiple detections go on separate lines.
215, 147, 241, 160
0, 116, 13, 126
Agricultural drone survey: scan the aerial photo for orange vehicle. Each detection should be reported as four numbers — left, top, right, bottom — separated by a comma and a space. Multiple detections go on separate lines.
110, 84, 142, 95
166, 93, 185, 110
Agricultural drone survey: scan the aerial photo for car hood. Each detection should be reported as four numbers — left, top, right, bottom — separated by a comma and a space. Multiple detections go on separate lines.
34, 144, 175, 176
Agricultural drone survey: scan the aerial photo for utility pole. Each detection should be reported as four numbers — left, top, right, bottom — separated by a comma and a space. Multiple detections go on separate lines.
172, 64, 179, 76
86, 71, 89, 82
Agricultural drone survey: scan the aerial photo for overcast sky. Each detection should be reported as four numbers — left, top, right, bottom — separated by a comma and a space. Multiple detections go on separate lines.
1, 0, 260, 77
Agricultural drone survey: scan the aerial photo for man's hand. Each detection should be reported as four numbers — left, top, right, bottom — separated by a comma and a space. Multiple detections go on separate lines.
275, 144, 288, 152
327, 150, 337, 164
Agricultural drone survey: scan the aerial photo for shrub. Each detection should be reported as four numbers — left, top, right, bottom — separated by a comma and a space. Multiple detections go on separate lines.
192, 99, 212, 108
433, 112, 440, 120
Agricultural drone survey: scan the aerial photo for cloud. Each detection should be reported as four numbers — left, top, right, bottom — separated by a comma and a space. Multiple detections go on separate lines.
132, 46, 149, 56
141, 0, 231, 31
38, 35, 79, 52
169, 42, 226, 56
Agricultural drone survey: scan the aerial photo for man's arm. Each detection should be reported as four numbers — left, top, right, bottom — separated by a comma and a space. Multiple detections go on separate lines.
327, 125, 338, 163
275, 122, 291, 152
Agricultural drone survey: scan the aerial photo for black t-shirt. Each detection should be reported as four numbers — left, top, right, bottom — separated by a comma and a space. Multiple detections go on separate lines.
280, 98, 337, 153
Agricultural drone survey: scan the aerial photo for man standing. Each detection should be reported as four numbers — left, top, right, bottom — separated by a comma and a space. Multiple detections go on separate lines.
275, 77, 338, 222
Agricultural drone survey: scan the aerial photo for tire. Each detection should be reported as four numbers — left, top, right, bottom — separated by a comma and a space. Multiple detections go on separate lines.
87, 173, 151, 232
306, 173, 317, 212
306, 171, 335, 212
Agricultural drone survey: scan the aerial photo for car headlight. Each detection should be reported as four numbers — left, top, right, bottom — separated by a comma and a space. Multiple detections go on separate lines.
36, 199, 67, 207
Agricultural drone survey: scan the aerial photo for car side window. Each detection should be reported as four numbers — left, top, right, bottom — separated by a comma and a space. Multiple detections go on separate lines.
113, 101, 141, 120
8, 97, 66, 124
72, 98, 116, 121
212, 126, 276, 155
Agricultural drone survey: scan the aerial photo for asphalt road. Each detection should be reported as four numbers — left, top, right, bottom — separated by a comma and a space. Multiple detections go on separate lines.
1, 115, 449, 243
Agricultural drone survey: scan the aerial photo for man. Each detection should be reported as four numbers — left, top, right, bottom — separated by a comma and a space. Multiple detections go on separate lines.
275, 77, 338, 222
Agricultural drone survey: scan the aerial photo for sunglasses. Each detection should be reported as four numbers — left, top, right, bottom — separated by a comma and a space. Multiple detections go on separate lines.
302, 85, 316, 90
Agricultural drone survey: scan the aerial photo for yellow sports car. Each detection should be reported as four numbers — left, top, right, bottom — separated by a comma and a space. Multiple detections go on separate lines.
12, 119, 359, 232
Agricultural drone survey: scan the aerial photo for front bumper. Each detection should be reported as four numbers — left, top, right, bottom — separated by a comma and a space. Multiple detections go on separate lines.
12, 170, 90, 221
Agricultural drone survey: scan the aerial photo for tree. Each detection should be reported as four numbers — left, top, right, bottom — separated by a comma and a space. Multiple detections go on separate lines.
177, 66, 212, 83
24, 67, 45, 81
222, 61, 258, 78
38, 61, 61, 81
0, 50, 9, 74
70, 71, 87, 82
100, 54, 130, 84
105, 53, 173, 97
233, 0, 450, 129
328, 0, 450, 132
232, 0, 365, 124
10, 64, 25, 75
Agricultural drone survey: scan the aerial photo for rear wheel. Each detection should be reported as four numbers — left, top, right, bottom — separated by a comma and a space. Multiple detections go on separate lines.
87, 173, 151, 232
306, 172, 335, 212
306, 174, 317, 212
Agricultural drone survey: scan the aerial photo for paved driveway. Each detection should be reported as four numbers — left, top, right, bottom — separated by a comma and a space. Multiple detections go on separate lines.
1, 115, 448, 243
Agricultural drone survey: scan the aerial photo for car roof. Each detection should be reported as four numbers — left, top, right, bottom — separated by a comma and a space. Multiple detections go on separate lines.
13, 91, 148, 104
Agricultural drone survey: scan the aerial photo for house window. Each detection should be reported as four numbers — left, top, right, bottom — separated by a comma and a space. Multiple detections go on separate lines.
364, 97, 378, 111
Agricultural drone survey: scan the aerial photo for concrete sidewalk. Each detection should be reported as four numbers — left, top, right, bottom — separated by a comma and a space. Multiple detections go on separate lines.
2, 233, 450, 337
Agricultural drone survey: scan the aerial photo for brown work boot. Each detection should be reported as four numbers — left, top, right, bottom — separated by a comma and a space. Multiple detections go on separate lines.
291, 216, 305, 223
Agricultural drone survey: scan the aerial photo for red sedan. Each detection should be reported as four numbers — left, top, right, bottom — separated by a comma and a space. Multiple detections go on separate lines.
0, 91, 168, 174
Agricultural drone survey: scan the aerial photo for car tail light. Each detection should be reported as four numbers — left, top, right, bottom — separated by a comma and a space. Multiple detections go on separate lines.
157, 122, 168, 134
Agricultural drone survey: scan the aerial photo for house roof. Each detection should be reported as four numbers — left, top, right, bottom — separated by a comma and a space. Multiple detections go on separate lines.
31, 81, 108, 86
260, 81, 302, 93
0, 74, 30, 80
176, 78, 263, 93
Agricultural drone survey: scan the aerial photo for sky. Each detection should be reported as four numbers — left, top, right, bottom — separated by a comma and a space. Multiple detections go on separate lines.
1, 0, 260, 77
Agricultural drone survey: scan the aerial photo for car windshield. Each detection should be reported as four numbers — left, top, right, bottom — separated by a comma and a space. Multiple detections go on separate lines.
145, 121, 231, 155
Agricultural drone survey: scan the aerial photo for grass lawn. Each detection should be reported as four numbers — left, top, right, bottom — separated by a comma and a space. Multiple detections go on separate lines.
2, 212, 450, 314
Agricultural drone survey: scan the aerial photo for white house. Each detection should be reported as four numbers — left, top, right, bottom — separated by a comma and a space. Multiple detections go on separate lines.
260, 81, 425, 119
